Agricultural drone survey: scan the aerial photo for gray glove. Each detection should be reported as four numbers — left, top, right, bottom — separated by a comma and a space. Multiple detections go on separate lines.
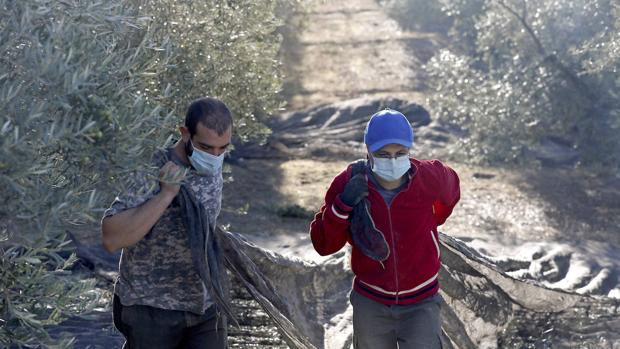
340, 173, 368, 207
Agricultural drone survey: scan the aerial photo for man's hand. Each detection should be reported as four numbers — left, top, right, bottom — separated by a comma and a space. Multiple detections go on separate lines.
159, 161, 187, 198
340, 173, 368, 207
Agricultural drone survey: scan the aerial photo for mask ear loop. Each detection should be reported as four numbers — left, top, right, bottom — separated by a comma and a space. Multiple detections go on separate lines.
185, 138, 194, 157
367, 153, 375, 172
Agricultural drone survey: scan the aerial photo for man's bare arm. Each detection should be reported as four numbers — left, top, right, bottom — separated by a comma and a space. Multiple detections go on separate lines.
101, 190, 176, 252
101, 161, 186, 253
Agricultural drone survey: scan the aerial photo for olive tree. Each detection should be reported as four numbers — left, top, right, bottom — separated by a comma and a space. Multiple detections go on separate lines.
420, 0, 619, 170
0, 0, 299, 346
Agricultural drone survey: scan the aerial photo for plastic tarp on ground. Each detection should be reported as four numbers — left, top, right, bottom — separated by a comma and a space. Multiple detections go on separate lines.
218, 227, 620, 349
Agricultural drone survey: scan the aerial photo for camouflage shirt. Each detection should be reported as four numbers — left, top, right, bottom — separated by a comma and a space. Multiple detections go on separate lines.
103, 147, 223, 314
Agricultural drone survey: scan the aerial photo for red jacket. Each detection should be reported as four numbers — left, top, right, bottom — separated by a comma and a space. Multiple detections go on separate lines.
310, 158, 460, 305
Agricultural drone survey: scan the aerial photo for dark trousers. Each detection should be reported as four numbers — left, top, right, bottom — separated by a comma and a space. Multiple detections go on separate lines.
351, 290, 443, 349
113, 295, 227, 349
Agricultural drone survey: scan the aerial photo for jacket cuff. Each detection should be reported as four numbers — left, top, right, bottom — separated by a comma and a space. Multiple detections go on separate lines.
334, 195, 354, 214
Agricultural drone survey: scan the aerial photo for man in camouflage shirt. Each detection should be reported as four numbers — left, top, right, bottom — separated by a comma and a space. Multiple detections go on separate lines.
101, 97, 232, 348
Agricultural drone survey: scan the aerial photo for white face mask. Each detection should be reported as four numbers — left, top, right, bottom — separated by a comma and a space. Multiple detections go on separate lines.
371, 155, 411, 181
187, 140, 224, 176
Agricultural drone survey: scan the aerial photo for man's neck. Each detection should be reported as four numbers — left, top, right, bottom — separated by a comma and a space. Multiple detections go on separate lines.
173, 139, 191, 166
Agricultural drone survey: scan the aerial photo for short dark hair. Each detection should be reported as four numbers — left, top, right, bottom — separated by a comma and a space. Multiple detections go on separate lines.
185, 97, 233, 136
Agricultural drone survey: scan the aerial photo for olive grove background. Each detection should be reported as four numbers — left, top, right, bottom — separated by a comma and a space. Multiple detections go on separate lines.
0, 0, 300, 346
385, 0, 619, 170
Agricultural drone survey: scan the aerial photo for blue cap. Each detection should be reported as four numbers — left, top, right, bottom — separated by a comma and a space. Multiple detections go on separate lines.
364, 109, 414, 152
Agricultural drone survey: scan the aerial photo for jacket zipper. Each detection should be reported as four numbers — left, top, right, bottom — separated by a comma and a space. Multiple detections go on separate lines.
386, 203, 398, 303
386, 190, 406, 304
369, 170, 413, 304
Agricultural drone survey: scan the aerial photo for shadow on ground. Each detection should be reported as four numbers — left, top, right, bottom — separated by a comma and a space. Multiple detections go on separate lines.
514, 167, 620, 245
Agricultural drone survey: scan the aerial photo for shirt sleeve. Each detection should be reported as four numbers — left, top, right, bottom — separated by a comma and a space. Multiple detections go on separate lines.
309, 167, 354, 256
429, 160, 460, 226
102, 170, 159, 219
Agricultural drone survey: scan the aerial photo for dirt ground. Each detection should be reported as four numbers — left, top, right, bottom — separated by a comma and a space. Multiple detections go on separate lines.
279, 0, 440, 110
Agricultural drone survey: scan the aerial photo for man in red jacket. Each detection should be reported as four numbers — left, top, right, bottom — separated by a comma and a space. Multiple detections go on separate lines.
310, 109, 460, 349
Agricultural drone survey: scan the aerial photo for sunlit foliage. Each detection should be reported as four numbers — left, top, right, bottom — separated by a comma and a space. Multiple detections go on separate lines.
388, 0, 619, 170
429, 0, 619, 169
